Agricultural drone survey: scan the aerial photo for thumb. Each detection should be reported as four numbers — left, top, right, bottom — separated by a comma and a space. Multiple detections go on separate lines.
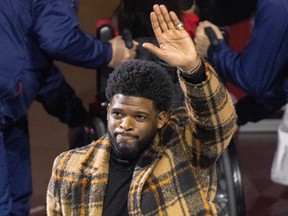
142, 42, 165, 60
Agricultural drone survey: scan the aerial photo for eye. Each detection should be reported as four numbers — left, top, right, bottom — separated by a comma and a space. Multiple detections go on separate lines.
112, 111, 123, 119
135, 114, 147, 121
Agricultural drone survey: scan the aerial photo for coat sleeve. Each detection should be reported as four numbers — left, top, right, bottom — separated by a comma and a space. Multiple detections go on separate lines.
208, 0, 288, 96
36, 65, 88, 127
32, 0, 112, 68
179, 61, 237, 168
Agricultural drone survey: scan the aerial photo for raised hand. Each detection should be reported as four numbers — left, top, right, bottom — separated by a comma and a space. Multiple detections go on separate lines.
143, 4, 198, 71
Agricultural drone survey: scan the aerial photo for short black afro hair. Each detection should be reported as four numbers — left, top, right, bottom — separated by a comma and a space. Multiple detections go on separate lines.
106, 59, 173, 112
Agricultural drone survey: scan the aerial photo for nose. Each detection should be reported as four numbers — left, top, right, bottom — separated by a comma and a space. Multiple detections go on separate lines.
120, 117, 133, 131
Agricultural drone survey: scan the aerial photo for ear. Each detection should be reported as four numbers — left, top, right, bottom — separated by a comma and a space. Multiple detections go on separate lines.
156, 111, 167, 129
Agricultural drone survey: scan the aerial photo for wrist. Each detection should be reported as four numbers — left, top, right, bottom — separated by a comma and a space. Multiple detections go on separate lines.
178, 57, 202, 76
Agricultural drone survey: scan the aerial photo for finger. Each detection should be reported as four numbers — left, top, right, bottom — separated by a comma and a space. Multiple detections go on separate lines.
142, 42, 165, 60
150, 12, 162, 38
159, 5, 174, 30
153, 4, 168, 32
197, 21, 206, 28
200, 20, 211, 27
169, 11, 182, 29
196, 23, 204, 32
194, 36, 200, 44
203, 20, 214, 26
195, 25, 206, 37
211, 26, 224, 39
131, 40, 139, 51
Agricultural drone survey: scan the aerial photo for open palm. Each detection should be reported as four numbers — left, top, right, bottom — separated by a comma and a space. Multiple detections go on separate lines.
143, 4, 198, 70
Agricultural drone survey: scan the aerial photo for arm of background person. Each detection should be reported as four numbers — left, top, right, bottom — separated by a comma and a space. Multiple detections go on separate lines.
36, 65, 89, 128
32, 0, 136, 68
195, 0, 288, 96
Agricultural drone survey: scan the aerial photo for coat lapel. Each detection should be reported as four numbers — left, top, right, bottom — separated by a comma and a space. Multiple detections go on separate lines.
73, 135, 112, 215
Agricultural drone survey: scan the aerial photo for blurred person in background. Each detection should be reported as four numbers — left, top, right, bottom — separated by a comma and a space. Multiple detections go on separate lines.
194, 0, 288, 127
194, 0, 288, 187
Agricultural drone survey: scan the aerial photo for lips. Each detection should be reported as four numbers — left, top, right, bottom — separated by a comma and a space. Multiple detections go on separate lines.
116, 133, 136, 144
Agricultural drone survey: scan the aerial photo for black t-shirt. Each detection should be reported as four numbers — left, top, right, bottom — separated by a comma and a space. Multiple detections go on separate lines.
102, 152, 136, 216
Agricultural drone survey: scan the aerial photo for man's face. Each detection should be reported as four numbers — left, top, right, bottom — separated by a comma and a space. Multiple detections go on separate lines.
107, 94, 166, 160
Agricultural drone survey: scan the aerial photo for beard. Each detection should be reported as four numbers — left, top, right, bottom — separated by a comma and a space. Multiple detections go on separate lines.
108, 129, 157, 161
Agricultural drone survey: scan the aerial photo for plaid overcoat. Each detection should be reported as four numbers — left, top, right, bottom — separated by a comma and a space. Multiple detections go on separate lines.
47, 62, 237, 216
